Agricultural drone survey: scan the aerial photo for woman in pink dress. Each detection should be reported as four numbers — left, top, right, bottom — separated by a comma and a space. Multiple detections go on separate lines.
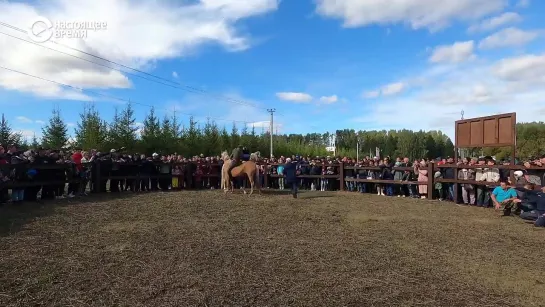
416, 160, 428, 198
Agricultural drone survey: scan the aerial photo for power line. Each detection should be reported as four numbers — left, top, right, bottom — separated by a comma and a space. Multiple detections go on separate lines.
0, 20, 266, 110
0, 65, 258, 125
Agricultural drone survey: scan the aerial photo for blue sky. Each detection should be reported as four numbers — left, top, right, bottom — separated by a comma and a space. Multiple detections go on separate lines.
0, 0, 544, 141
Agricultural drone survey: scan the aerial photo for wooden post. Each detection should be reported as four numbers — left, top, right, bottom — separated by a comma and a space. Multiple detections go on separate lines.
427, 162, 434, 199
339, 162, 345, 191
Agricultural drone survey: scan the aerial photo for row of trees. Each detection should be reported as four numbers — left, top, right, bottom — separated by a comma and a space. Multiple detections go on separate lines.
1, 104, 543, 160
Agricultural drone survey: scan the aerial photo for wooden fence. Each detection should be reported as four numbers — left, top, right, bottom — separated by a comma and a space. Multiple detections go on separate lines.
1, 162, 544, 202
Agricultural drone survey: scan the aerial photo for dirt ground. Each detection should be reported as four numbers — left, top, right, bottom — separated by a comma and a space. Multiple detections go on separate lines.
0, 190, 544, 307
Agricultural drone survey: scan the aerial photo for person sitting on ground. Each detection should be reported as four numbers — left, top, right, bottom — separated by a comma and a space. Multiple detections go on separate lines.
491, 179, 518, 216
512, 183, 545, 225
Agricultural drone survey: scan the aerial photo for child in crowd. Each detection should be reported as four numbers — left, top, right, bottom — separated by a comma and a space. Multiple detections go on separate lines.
277, 161, 284, 190
172, 165, 181, 189
434, 171, 443, 201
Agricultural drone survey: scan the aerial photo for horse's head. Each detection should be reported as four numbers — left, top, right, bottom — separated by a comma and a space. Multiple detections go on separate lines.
221, 151, 230, 161
250, 151, 261, 161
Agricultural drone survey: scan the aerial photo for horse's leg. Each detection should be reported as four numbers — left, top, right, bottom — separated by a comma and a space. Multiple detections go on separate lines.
255, 170, 262, 194
248, 172, 254, 196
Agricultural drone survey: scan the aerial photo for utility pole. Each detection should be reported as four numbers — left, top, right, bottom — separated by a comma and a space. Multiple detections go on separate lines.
267, 109, 276, 158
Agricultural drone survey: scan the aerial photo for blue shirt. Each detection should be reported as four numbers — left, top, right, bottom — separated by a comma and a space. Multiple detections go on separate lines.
277, 165, 284, 175
492, 186, 517, 202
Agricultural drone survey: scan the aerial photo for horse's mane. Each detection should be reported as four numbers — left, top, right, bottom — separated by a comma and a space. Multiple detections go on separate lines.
221, 151, 230, 161
250, 151, 260, 161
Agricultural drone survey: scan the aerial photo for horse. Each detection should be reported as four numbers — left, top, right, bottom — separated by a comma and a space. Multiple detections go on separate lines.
221, 151, 261, 195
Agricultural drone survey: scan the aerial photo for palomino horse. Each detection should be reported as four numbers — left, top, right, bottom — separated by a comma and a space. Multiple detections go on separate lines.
221, 151, 261, 195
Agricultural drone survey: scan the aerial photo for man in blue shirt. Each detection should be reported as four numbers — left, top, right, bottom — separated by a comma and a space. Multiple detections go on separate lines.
491, 180, 518, 216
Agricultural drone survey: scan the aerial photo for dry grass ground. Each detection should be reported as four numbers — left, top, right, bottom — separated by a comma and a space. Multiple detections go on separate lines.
0, 190, 544, 307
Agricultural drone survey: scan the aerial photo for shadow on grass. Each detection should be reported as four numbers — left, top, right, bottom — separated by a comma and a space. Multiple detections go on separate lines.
0, 192, 140, 237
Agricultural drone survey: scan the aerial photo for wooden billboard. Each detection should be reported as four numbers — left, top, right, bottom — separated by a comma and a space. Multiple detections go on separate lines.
455, 113, 516, 148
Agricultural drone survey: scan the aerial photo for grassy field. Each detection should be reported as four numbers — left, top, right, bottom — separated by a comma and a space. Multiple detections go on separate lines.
0, 190, 544, 307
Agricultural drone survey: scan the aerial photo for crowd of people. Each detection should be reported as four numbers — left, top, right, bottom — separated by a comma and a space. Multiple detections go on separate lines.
1, 144, 544, 227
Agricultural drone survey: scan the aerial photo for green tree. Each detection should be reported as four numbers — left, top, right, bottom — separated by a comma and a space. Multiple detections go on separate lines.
75, 104, 109, 150
230, 122, 239, 149
160, 115, 177, 154
140, 107, 161, 154
30, 133, 40, 149
220, 126, 230, 153
186, 116, 200, 156
42, 108, 68, 149
109, 103, 138, 150
0, 114, 22, 147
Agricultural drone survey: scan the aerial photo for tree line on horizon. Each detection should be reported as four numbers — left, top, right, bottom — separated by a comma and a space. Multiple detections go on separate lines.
0, 103, 543, 160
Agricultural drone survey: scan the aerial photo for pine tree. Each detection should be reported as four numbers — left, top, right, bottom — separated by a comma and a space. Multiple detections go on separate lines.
109, 103, 137, 150
230, 122, 239, 149
75, 104, 109, 150
30, 133, 40, 149
171, 111, 181, 138
140, 107, 161, 154
42, 108, 68, 149
202, 118, 214, 156
220, 126, 230, 153
240, 123, 251, 148
209, 121, 221, 156
160, 115, 176, 154
0, 114, 22, 147
186, 116, 200, 156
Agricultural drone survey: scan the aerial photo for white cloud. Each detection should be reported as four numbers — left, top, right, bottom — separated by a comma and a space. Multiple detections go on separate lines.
276, 92, 313, 103
363, 90, 380, 99
429, 41, 475, 63
132, 121, 144, 136
363, 82, 406, 99
15, 116, 46, 125
381, 82, 406, 96
246, 120, 282, 133
517, 0, 530, 8
478, 27, 539, 49
66, 122, 76, 127
319, 95, 338, 104
468, 12, 522, 33
16, 116, 33, 123
493, 53, 545, 83
352, 53, 545, 139
172, 71, 179, 79
15, 129, 37, 140
315, 0, 505, 31
0, 0, 279, 99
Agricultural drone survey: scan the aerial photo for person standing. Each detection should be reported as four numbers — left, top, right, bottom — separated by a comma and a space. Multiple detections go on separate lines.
283, 158, 298, 198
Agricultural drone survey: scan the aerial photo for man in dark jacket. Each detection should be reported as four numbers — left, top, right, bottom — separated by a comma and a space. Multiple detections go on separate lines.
283, 158, 298, 198
513, 184, 545, 226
